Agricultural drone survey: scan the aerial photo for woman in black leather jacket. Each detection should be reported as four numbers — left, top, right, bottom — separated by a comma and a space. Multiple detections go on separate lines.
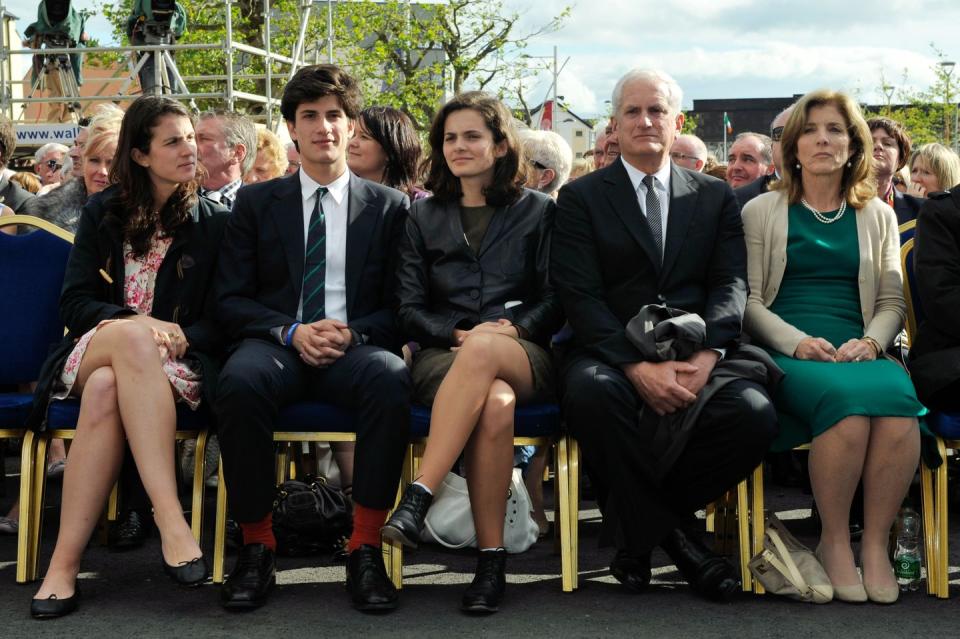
383, 91, 563, 613
28, 96, 228, 618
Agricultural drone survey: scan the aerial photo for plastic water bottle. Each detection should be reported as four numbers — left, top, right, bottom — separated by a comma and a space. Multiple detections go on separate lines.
894, 507, 921, 592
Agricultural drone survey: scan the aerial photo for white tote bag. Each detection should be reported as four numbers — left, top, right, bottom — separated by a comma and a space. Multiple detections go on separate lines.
421, 468, 539, 554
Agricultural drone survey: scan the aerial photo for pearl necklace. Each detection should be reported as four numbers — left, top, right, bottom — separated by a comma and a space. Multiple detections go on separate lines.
800, 198, 847, 224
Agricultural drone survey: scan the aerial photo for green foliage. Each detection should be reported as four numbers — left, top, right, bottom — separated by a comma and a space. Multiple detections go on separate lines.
681, 111, 698, 135
94, 0, 569, 130
867, 45, 959, 148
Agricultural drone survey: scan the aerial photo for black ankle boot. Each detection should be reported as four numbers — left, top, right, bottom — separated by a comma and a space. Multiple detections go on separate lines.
461, 549, 507, 613
381, 484, 432, 548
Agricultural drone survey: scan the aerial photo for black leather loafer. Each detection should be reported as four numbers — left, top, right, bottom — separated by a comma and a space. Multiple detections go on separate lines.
381, 484, 432, 549
221, 544, 276, 610
461, 549, 507, 614
346, 545, 398, 612
31, 587, 80, 619
163, 555, 209, 586
609, 549, 652, 593
108, 509, 151, 551
660, 528, 739, 601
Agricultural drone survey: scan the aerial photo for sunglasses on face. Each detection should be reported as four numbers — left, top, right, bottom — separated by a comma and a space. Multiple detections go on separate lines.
771, 126, 784, 142
45, 159, 62, 170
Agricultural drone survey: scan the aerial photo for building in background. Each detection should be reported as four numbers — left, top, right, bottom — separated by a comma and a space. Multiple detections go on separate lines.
528, 100, 595, 159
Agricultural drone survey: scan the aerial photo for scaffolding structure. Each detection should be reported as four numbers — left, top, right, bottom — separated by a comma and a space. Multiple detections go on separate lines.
0, 0, 322, 140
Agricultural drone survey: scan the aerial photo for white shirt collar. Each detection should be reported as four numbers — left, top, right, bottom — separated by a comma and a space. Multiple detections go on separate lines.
299, 167, 351, 205
620, 156, 672, 194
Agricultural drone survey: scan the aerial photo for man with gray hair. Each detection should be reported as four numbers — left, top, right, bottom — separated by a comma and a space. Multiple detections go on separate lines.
33, 142, 69, 188
734, 105, 794, 207
726, 132, 774, 189
670, 134, 708, 172
521, 129, 573, 196
197, 110, 257, 210
553, 67, 776, 601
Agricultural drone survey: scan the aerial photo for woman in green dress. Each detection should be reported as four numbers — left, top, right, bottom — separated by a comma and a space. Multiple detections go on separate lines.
742, 89, 924, 605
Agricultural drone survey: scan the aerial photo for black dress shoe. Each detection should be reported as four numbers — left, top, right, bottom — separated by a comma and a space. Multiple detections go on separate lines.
609, 549, 652, 593
660, 528, 739, 601
221, 544, 276, 610
108, 509, 151, 551
163, 555, 209, 586
31, 587, 80, 619
381, 484, 432, 549
461, 549, 507, 613
346, 545, 398, 612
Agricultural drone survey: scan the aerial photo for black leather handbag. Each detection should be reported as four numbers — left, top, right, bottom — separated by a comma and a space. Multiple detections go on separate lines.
272, 477, 353, 556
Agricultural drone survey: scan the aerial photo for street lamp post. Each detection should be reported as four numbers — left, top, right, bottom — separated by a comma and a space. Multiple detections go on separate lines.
939, 60, 955, 147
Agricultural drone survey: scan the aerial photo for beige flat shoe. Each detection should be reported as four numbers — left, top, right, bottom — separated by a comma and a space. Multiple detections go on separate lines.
864, 582, 899, 604
815, 544, 867, 603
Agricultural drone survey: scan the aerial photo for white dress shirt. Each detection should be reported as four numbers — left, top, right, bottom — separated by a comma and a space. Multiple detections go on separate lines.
619, 157, 725, 359
620, 156, 672, 250
296, 168, 350, 323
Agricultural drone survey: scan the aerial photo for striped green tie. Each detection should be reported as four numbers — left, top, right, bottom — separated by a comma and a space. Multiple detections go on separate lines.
301, 186, 328, 323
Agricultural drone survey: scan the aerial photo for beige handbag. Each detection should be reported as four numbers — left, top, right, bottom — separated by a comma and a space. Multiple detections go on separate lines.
748, 514, 834, 604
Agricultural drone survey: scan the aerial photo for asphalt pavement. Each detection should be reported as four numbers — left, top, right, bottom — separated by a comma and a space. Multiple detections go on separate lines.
0, 458, 956, 638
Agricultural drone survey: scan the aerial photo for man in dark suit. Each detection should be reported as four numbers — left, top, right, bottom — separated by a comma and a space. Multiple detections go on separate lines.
215, 65, 411, 612
0, 115, 37, 214
734, 106, 794, 209
553, 68, 776, 600
909, 187, 960, 410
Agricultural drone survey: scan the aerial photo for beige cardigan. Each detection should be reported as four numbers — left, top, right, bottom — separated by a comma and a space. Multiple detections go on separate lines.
742, 190, 906, 356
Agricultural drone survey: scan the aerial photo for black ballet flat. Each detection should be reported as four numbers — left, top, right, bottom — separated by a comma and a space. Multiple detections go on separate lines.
31, 587, 80, 619
162, 555, 209, 586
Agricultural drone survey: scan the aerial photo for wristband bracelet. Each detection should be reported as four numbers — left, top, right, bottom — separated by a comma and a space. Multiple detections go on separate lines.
285, 322, 301, 347
861, 336, 882, 357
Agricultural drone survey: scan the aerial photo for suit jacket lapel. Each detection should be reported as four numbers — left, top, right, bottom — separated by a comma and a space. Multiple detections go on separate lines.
271, 174, 307, 298
660, 165, 698, 280
345, 174, 376, 315
603, 161, 661, 272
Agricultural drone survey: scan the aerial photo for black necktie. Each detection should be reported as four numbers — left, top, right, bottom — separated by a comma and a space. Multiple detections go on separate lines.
642, 175, 663, 262
301, 186, 328, 323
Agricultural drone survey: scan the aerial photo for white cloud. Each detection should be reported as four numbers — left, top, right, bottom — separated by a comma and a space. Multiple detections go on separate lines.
511, 0, 960, 115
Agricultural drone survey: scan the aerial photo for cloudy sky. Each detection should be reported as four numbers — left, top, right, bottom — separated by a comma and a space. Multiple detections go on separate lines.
513, 0, 960, 117
5, 0, 959, 118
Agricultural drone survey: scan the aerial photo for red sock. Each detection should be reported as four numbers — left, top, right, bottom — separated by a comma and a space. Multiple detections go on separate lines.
240, 513, 276, 551
347, 504, 389, 552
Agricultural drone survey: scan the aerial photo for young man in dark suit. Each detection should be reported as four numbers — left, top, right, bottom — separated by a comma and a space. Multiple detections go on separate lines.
215, 65, 411, 612
552, 68, 777, 600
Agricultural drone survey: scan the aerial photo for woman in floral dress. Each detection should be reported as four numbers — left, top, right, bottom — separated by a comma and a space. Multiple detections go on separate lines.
26, 96, 229, 618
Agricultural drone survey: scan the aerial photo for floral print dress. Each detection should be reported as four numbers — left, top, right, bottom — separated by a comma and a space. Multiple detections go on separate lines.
54, 234, 203, 409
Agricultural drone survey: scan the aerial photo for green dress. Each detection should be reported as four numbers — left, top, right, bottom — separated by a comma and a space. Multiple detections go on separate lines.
767, 203, 925, 451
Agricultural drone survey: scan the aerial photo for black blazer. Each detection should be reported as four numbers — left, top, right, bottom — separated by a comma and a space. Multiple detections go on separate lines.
733, 173, 776, 209
28, 185, 229, 430
893, 190, 923, 226
909, 188, 960, 405
0, 176, 37, 214
396, 189, 563, 349
552, 160, 748, 367
217, 172, 409, 350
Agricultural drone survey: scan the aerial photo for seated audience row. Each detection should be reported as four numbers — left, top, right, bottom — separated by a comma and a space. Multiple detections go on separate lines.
18, 64, 951, 622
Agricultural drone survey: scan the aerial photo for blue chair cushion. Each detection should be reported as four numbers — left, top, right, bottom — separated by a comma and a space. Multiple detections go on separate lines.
928, 411, 960, 440
0, 229, 72, 384
0, 393, 34, 429
276, 402, 357, 433
410, 404, 561, 438
46, 399, 210, 431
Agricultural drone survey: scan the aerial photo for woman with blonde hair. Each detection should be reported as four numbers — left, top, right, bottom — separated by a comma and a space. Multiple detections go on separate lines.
909, 142, 960, 197
243, 128, 288, 184
742, 89, 924, 605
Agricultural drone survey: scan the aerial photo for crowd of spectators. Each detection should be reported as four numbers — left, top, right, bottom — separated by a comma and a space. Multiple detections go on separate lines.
3, 58, 960, 622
